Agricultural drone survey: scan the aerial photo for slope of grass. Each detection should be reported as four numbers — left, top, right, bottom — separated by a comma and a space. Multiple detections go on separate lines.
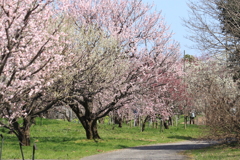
184, 143, 240, 160
0, 118, 204, 159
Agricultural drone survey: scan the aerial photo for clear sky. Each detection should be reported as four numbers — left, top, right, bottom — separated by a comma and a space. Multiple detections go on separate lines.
142, 0, 200, 57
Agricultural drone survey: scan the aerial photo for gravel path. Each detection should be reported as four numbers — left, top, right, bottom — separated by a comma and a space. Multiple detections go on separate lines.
80, 140, 217, 160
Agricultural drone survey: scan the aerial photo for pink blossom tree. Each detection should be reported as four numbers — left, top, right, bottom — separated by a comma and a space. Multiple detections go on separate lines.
122, 58, 188, 131
0, 0, 69, 146
59, 0, 181, 139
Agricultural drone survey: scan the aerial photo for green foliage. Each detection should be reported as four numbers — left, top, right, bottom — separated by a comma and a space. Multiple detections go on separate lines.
0, 118, 204, 159
183, 54, 195, 63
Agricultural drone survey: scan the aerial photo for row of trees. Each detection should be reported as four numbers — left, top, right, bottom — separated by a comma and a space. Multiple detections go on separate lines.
184, 0, 240, 141
0, 0, 189, 146
3, 0, 240, 147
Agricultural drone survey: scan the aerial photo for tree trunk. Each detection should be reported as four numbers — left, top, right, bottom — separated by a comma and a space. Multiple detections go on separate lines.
85, 121, 93, 139
141, 115, 150, 132
92, 120, 101, 139
69, 103, 101, 140
84, 119, 101, 139
134, 116, 139, 126
12, 117, 33, 146
160, 119, 164, 132
99, 118, 105, 124
168, 117, 173, 126
19, 129, 31, 146
114, 116, 122, 128
163, 121, 169, 129
112, 110, 122, 128
184, 116, 188, 129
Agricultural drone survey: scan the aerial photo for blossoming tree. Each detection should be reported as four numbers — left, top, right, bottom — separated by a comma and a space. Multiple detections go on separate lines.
185, 56, 240, 140
58, 0, 182, 139
0, 0, 69, 146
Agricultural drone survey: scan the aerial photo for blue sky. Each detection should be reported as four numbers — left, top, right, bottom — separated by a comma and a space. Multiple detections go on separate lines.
142, 0, 200, 57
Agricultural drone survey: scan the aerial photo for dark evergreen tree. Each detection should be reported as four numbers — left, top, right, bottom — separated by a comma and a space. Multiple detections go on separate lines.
218, 0, 240, 38
217, 0, 240, 82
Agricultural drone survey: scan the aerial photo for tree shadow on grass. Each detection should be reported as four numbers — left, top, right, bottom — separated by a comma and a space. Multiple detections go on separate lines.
117, 145, 130, 149
36, 136, 89, 143
167, 135, 193, 140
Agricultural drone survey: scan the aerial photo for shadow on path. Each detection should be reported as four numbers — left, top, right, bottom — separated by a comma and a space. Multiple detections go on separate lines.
81, 140, 218, 160
130, 142, 213, 151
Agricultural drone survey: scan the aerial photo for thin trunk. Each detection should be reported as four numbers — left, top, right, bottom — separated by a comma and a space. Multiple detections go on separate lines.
168, 117, 173, 126
160, 119, 164, 132
152, 120, 155, 128
141, 115, 150, 132
163, 121, 169, 129
184, 116, 188, 129
175, 115, 178, 127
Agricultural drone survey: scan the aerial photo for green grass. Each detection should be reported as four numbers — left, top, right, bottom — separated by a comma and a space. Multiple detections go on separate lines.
0, 118, 204, 159
184, 143, 240, 160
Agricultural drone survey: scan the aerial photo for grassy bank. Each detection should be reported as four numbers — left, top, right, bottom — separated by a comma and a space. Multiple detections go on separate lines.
185, 143, 240, 160
0, 118, 204, 159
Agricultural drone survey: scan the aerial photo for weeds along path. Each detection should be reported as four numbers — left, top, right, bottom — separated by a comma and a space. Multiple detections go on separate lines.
80, 140, 217, 160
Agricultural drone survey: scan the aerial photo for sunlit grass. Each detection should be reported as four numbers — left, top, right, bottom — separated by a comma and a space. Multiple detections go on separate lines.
0, 117, 204, 159
185, 143, 240, 160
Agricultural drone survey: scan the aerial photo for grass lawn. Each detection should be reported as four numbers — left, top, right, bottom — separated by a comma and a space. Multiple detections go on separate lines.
0, 117, 205, 159
184, 143, 240, 160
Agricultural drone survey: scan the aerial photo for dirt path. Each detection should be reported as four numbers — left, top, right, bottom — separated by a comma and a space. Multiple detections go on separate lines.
80, 140, 217, 160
